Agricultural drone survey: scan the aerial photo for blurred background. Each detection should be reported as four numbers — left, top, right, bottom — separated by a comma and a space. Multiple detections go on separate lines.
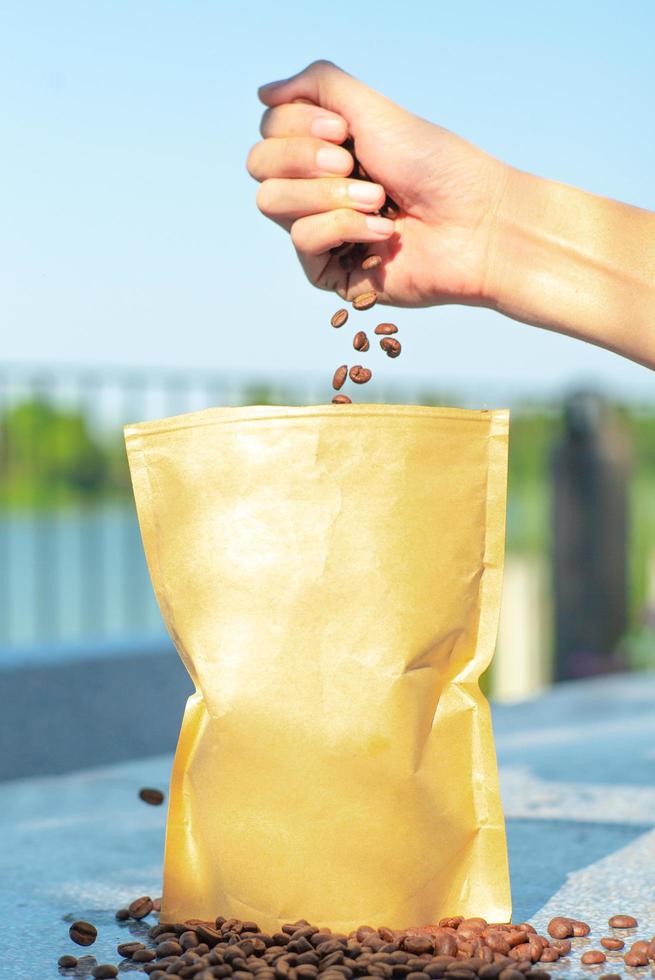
1, 0, 654, 779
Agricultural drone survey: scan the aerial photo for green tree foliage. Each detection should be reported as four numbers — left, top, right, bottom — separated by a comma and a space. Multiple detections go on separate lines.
0, 398, 108, 507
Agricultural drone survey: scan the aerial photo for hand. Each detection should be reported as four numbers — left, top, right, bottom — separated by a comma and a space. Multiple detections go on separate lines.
247, 60, 511, 309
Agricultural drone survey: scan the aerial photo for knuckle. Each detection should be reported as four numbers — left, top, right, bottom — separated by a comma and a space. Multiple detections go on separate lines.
258, 108, 273, 138
246, 142, 263, 180
332, 208, 351, 236
308, 58, 336, 75
255, 179, 279, 216
289, 219, 307, 250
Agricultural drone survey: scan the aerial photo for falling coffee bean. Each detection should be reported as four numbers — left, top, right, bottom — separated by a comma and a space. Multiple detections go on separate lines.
69, 921, 97, 946
139, 788, 164, 806
362, 255, 382, 270
331, 309, 349, 328
374, 323, 398, 335
332, 395, 352, 404
380, 337, 401, 358
117, 942, 145, 957
128, 895, 154, 920
332, 365, 348, 391
58, 954, 78, 967
353, 331, 370, 352
349, 366, 372, 384
352, 290, 377, 311
600, 938, 624, 951
608, 914, 637, 929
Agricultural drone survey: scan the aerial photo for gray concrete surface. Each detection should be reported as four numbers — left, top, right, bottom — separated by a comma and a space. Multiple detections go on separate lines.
1, 672, 654, 978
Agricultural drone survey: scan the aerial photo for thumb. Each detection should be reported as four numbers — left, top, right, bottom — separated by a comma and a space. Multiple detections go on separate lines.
258, 60, 387, 129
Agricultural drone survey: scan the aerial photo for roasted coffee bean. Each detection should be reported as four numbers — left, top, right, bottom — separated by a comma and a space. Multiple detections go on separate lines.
600, 937, 624, 951
332, 365, 348, 390
58, 955, 78, 967
349, 365, 372, 384
115, 908, 130, 921
180, 930, 200, 949
353, 331, 370, 352
598, 975, 622, 980
608, 914, 637, 929
197, 924, 223, 946
139, 787, 165, 805
374, 323, 398, 335
362, 255, 382, 271
402, 937, 434, 955
158, 940, 184, 956
133, 948, 156, 962
331, 310, 349, 329
498, 971, 524, 980
477, 966, 504, 980
629, 940, 650, 956
117, 941, 145, 957
624, 951, 648, 967
548, 939, 570, 954
331, 394, 352, 405
571, 921, 591, 937
128, 895, 154, 919
352, 291, 377, 311
537, 949, 559, 963
581, 951, 606, 965
380, 337, 401, 358
445, 972, 476, 980
69, 920, 98, 946
546, 918, 572, 940
92, 967, 118, 979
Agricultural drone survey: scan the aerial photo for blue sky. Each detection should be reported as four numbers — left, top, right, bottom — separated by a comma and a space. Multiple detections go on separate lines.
1, 0, 654, 402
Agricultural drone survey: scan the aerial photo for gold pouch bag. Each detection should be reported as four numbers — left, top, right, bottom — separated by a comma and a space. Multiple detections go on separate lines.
125, 404, 511, 931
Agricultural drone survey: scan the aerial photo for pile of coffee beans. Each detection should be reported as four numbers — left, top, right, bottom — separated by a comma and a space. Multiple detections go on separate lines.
58, 905, 655, 979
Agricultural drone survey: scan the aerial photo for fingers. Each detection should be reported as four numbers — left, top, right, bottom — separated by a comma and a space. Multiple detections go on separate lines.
247, 136, 353, 182
257, 177, 386, 222
259, 103, 348, 143
258, 60, 369, 121
290, 209, 395, 257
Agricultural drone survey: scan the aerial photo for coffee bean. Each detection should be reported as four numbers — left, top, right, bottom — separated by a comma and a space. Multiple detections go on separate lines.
571, 921, 591, 937
498, 970, 524, 980
133, 948, 157, 962
352, 291, 377, 311
403, 937, 434, 955
128, 895, 154, 919
629, 940, 650, 956
374, 323, 398, 335
608, 914, 637, 929
157, 940, 184, 956
380, 199, 399, 220
332, 365, 348, 390
331, 310, 349, 328
537, 949, 559, 963
362, 255, 382, 270
69, 920, 97, 946
139, 787, 164, 805
624, 950, 648, 967
581, 951, 606, 965
600, 938, 624, 950
380, 338, 401, 358
117, 941, 145, 957
92, 967, 118, 979
331, 394, 352, 405
548, 939, 570, 954
58, 954, 78, 967
598, 975, 622, 980
353, 331, 370, 352
546, 918, 572, 940
349, 366, 372, 384
115, 908, 130, 921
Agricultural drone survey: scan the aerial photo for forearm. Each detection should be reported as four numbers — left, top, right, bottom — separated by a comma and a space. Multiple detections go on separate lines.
488, 168, 655, 368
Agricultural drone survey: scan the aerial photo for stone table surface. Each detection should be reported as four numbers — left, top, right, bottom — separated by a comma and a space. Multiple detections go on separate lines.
2, 672, 655, 979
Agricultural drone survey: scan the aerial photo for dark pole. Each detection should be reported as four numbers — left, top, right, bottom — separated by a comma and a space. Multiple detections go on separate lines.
551, 391, 631, 680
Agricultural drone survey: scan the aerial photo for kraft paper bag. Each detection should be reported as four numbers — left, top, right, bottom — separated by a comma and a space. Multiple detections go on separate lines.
125, 404, 511, 931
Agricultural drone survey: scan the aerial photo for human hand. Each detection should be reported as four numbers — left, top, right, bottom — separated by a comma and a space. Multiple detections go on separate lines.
248, 60, 511, 309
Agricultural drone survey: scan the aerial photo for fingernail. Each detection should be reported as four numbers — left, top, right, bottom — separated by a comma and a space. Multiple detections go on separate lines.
316, 146, 351, 174
348, 182, 383, 204
365, 215, 395, 235
310, 116, 345, 140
